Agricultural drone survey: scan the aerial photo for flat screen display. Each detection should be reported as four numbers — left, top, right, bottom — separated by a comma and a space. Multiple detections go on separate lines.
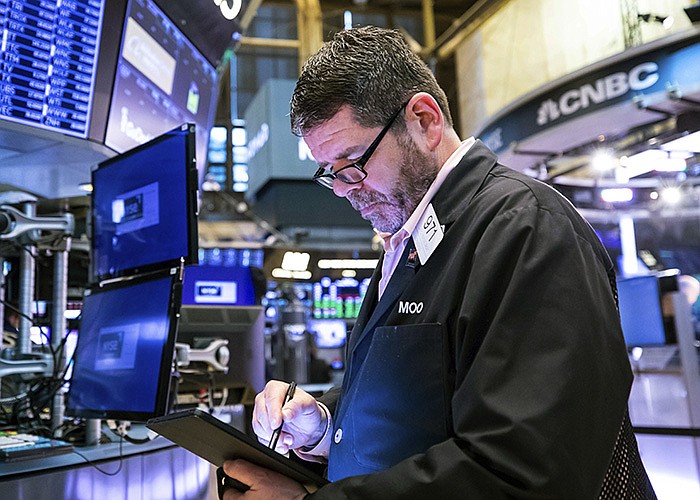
176, 305, 265, 405
617, 275, 668, 346
67, 274, 181, 421
104, 0, 217, 178
182, 265, 257, 307
312, 277, 370, 319
0, 0, 104, 137
91, 124, 198, 283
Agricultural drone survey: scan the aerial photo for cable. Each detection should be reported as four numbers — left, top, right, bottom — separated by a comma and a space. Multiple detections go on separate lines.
71, 434, 124, 476
1, 298, 37, 325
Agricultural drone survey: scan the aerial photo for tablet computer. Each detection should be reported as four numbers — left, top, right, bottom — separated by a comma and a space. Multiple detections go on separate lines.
146, 408, 328, 492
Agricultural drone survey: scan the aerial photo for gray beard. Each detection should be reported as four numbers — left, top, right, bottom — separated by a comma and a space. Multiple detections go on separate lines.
348, 137, 439, 234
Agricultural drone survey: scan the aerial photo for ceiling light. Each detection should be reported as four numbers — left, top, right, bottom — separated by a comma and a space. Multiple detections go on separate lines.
660, 187, 682, 204
591, 150, 617, 171
317, 259, 379, 269
281, 251, 310, 272
619, 149, 689, 177
600, 188, 633, 203
272, 268, 312, 280
661, 130, 700, 154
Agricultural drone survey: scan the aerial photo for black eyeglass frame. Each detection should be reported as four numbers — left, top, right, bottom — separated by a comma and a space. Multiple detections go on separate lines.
312, 102, 409, 189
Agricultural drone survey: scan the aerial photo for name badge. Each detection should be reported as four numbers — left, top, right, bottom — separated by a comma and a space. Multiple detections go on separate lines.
413, 203, 444, 265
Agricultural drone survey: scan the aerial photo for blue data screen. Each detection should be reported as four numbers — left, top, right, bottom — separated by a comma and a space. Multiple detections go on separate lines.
68, 276, 174, 417
105, 0, 216, 174
91, 128, 192, 281
617, 275, 667, 346
0, 0, 104, 137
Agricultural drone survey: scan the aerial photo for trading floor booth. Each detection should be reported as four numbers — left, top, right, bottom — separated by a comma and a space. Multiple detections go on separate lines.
475, 26, 700, 499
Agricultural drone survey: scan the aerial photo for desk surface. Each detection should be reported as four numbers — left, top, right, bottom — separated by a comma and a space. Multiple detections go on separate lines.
0, 432, 176, 479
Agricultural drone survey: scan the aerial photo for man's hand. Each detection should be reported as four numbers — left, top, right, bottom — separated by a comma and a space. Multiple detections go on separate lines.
222, 459, 307, 500
252, 380, 327, 454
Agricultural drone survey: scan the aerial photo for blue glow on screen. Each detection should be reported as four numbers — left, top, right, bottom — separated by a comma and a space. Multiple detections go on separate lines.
92, 128, 191, 281
0, 0, 105, 137
68, 276, 173, 416
104, 0, 216, 176
182, 265, 256, 306
617, 275, 667, 346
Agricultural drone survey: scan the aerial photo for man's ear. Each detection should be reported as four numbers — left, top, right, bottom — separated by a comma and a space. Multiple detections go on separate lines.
404, 93, 444, 151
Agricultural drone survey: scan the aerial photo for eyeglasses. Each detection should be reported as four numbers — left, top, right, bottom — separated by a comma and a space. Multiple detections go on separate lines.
312, 102, 408, 189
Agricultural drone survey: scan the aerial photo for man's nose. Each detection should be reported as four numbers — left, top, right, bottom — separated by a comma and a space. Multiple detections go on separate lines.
332, 178, 360, 198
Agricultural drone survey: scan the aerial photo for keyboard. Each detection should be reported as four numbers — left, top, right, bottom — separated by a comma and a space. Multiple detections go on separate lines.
0, 432, 73, 462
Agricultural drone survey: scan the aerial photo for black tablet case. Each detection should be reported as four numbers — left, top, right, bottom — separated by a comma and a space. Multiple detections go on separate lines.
146, 408, 328, 491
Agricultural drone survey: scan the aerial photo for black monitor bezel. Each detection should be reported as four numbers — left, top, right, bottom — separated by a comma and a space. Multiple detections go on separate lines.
175, 305, 266, 405
90, 123, 199, 284
66, 270, 183, 422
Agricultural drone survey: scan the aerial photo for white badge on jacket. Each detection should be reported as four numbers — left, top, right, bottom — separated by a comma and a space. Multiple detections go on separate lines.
413, 203, 444, 265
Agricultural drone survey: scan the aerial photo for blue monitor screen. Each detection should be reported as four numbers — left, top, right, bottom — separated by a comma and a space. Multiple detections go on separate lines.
91, 124, 198, 282
617, 275, 667, 346
0, 0, 105, 138
67, 274, 179, 421
182, 265, 256, 306
104, 0, 217, 178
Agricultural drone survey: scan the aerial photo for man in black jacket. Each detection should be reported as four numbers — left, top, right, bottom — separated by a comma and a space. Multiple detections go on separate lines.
222, 26, 656, 499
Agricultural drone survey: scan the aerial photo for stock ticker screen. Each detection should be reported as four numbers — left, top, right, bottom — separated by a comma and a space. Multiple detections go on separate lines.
0, 0, 104, 137
104, 0, 216, 175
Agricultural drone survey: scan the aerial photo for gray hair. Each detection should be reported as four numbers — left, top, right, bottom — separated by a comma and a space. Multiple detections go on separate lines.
290, 26, 453, 136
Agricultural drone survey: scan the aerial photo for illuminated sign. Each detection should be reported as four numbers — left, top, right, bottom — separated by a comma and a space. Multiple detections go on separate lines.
213, 0, 242, 20
0, 0, 105, 138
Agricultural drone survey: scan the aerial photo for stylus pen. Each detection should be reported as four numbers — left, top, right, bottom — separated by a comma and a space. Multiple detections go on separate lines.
269, 381, 297, 450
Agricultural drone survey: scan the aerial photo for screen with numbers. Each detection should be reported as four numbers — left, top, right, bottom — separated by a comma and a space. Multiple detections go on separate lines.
0, 0, 104, 138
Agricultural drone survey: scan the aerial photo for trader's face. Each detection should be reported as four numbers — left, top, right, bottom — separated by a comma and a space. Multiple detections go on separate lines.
304, 106, 439, 234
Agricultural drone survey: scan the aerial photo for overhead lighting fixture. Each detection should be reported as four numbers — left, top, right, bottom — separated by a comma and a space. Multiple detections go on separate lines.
619, 149, 689, 178
317, 259, 379, 269
591, 150, 617, 172
660, 187, 682, 204
661, 130, 700, 155
272, 268, 312, 280
600, 188, 634, 203
281, 251, 310, 272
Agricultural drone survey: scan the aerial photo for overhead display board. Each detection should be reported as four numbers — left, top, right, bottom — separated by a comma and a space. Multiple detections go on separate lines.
104, 0, 217, 177
0, 0, 104, 138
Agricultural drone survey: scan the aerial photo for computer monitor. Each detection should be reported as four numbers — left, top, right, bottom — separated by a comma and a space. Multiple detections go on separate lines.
182, 265, 257, 307
66, 273, 181, 422
176, 306, 265, 405
103, 0, 218, 179
90, 124, 198, 283
0, 1, 106, 138
616, 274, 670, 346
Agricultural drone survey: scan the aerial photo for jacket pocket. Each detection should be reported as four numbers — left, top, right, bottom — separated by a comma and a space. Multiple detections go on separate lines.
349, 322, 448, 470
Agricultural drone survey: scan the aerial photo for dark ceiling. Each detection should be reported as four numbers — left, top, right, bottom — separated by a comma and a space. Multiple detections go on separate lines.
158, 0, 499, 67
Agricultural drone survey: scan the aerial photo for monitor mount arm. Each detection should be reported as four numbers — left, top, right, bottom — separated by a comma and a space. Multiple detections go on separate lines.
0, 204, 74, 243
175, 339, 230, 373
0, 354, 54, 378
